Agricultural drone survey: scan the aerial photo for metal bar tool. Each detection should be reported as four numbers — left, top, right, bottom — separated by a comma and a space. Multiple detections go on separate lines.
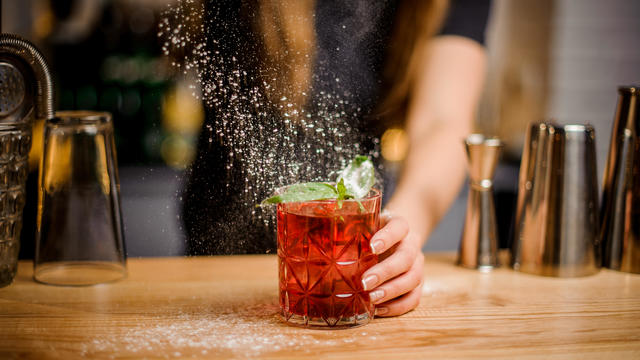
512, 123, 599, 277
458, 134, 502, 271
601, 86, 640, 273
0, 33, 54, 287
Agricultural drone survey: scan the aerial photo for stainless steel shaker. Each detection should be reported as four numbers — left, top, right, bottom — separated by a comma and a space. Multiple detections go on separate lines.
601, 86, 640, 274
458, 134, 502, 271
512, 123, 600, 277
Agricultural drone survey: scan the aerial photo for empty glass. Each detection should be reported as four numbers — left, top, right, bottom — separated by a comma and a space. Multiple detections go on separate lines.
0, 123, 30, 287
34, 111, 126, 286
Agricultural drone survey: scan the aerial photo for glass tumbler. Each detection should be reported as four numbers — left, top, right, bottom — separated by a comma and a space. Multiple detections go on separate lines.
0, 124, 30, 287
34, 111, 126, 286
277, 188, 381, 328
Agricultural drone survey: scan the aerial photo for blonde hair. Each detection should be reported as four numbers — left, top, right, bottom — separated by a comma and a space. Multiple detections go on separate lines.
378, 0, 450, 124
257, 0, 316, 118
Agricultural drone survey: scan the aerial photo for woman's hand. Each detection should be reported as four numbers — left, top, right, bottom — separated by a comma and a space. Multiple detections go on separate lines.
361, 212, 425, 317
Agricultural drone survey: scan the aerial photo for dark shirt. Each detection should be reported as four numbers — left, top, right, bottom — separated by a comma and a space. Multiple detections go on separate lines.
184, 0, 491, 255
440, 0, 491, 45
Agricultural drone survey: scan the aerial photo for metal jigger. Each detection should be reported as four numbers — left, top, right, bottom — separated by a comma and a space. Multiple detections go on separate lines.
458, 134, 503, 271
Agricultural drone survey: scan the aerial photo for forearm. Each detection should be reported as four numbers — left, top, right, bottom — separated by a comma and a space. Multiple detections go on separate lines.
385, 123, 469, 244
384, 36, 486, 245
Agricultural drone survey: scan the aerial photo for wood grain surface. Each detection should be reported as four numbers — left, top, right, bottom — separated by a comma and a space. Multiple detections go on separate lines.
1, 253, 639, 359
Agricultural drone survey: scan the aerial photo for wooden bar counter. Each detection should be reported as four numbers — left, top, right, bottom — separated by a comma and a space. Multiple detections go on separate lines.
1, 253, 639, 359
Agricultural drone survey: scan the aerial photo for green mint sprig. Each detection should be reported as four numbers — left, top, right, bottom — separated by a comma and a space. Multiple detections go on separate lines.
260, 155, 375, 210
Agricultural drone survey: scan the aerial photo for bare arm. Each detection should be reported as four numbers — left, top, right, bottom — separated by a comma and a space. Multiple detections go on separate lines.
362, 35, 487, 317
386, 35, 487, 244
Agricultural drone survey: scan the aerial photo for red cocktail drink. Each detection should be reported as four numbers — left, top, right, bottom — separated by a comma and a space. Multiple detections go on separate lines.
277, 189, 381, 328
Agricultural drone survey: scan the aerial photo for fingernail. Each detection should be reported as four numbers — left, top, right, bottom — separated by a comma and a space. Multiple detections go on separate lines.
375, 306, 388, 316
361, 274, 378, 291
370, 240, 384, 254
368, 289, 385, 304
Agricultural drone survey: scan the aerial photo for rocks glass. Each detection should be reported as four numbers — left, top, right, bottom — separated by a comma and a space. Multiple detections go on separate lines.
277, 189, 381, 328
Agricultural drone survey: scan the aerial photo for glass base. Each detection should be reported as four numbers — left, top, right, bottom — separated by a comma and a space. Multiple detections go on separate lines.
0, 240, 19, 288
0, 262, 17, 288
281, 309, 372, 329
34, 261, 126, 286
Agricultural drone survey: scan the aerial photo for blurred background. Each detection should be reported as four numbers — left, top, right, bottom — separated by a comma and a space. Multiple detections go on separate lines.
3, 0, 639, 257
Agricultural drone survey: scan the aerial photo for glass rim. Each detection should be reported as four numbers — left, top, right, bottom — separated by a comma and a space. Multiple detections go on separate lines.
275, 185, 381, 205
47, 110, 112, 128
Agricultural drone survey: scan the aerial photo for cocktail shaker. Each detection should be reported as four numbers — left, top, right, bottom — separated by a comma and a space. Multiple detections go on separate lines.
458, 134, 502, 271
512, 123, 600, 277
601, 86, 640, 274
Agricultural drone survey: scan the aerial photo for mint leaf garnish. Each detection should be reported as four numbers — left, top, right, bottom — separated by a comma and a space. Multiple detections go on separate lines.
335, 178, 354, 209
261, 155, 376, 207
336, 178, 353, 199
261, 182, 337, 205
337, 155, 375, 199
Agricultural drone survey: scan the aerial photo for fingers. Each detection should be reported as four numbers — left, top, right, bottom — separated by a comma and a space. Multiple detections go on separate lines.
369, 216, 409, 255
362, 213, 424, 317
374, 282, 423, 317
361, 233, 418, 291
367, 252, 424, 305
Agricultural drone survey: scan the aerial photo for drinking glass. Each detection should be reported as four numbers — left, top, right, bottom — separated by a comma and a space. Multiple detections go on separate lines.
277, 188, 381, 328
0, 123, 30, 287
34, 111, 126, 286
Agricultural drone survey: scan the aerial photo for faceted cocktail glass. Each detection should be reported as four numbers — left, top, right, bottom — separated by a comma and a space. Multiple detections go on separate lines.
277, 188, 381, 328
